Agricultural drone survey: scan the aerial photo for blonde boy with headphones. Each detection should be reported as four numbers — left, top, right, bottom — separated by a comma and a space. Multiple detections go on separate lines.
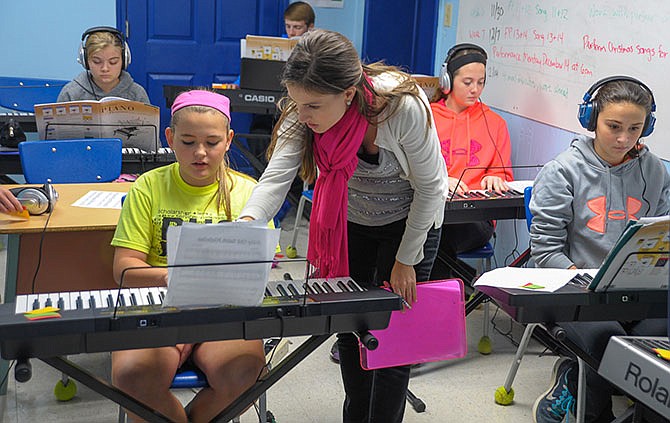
57, 26, 149, 103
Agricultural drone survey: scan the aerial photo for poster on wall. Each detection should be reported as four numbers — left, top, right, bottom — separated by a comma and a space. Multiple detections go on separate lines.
310, 0, 344, 8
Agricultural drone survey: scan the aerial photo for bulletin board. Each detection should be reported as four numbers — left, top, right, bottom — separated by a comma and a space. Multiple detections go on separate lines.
457, 1, 670, 159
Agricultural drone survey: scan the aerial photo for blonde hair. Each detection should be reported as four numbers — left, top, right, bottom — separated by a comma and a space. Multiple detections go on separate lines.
170, 105, 234, 221
268, 29, 431, 183
85, 31, 123, 59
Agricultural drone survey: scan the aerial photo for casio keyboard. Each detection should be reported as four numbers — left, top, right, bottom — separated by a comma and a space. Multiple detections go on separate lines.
1, 277, 401, 422
1, 277, 400, 359
444, 188, 525, 223
599, 336, 670, 420
163, 85, 281, 115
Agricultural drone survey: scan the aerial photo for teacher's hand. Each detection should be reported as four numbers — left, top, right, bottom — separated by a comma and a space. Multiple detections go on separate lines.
388, 260, 417, 306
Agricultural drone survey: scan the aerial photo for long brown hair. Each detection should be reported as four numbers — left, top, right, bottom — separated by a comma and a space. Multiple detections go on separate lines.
267, 29, 432, 184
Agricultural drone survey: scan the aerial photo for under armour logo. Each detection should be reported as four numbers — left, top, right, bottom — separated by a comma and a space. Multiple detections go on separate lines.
586, 196, 641, 233
441, 139, 482, 167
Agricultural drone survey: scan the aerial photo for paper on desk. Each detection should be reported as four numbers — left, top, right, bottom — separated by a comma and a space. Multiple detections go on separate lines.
163, 221, 280, 308
473, 267, 599, 292
506, 180, 533, 192
72, 191, 126, 209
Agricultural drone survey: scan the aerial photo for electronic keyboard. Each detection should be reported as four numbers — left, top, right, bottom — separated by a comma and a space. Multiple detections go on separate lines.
598, 336, 670, 419
0, 277, 401, 360
444, 189, 525, 223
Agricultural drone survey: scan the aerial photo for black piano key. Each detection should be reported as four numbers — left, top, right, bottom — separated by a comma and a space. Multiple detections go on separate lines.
130, 293, 138, 306
347, 280, 363, 292
57, 298, 65, 310
76, 296, 83, 309
337, 280, 350, 292
32, 299, 40, 310
89, 296, 96, 309
276, 284, 289, 297
312, 282, 325, 294
118, 294, 126, 307
287, 283, 300, 297
159, 291, 165, 302
147, 292, 155, 305
45, 298, 52, 307
304, 283, 316, 295
107, 294, 114, 308
323, 281, 335, 293
265, 287, 272, 297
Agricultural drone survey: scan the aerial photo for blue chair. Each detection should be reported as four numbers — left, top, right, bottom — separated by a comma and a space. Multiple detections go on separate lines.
0, 76, 67, 112
494, 186, 588, 422
19, 138, 122, 183
286, 182, 313, 259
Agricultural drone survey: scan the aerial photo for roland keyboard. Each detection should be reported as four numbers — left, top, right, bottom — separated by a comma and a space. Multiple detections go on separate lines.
598, 336, 670, 419
0, 278, 402, 360
444, 189, 525, 223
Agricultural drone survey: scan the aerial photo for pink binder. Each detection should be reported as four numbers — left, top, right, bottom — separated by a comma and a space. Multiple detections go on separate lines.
359, 279, 467, 370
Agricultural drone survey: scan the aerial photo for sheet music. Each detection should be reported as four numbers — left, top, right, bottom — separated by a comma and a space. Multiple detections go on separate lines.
163, 221, 280, 308
474, 267, 599, 292
72, 191, 126, 209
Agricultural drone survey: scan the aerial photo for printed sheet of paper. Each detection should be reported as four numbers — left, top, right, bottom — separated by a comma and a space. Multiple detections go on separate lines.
164, 221, 280, 308
474, 267, 599, 292
72, 191, 126, 209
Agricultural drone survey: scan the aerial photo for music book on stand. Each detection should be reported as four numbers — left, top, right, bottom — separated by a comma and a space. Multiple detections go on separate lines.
359, 279, 467, 370
588, 215, 669, 292
33, 97, 160, 152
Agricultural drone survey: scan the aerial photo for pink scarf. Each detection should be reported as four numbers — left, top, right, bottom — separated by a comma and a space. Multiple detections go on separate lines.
307, 99, 369, 278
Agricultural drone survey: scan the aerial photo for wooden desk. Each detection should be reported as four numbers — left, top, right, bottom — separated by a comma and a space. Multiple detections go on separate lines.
1, 183, 131, 302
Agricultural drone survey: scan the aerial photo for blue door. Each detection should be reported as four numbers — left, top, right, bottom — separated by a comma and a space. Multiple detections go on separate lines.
362, 0, 439, 74
116, 0, 288, 141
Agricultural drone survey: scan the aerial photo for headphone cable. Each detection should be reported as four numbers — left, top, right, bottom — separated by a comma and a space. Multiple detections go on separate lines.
480, 98, 510, 182
30, 207, 54, 294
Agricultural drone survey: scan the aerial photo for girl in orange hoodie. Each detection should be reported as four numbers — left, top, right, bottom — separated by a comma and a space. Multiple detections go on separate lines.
429, 43, 514, 283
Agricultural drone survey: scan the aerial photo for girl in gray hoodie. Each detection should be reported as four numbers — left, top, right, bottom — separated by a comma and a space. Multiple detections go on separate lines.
531, 77, 670, 423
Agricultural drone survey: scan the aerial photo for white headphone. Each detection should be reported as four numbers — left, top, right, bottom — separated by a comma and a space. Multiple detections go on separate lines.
439, 43, 488, 95
77, 26, 131, 70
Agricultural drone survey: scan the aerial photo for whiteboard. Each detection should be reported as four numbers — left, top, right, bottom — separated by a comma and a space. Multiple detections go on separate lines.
457, 1, 670, 159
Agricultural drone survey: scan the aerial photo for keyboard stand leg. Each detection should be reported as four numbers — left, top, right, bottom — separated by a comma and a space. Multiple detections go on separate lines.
1, 234, 20, 396
210, 333, 332, 422
42, 356, 173, 423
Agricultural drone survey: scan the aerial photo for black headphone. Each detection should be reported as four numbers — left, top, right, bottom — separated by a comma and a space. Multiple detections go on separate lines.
578, 76, 656, 137
77, 26, 131, 70
439, 43, 488, 95
9, 183, 59, 215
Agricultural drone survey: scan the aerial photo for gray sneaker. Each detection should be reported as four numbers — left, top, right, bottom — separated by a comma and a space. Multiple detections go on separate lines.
533, 358, 575, 423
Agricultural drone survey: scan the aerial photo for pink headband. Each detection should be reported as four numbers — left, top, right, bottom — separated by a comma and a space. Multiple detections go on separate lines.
171, 90, 231, 122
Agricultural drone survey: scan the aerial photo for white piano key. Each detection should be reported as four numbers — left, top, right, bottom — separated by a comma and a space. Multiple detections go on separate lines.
37, 294, 50, 309
57, 293, 70, 310
70, 291, 84, 310
76, 291, 90, 310
148, 287, 163, 304
47, 293, 61, 308
89, 291, 103, 309
14, 295, 28, 314
96, 289, 109, 308
138, 288, 153, 305
128, 288, 142, 306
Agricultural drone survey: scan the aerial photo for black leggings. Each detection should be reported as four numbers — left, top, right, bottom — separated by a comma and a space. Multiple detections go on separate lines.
337, 219, 440, 423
